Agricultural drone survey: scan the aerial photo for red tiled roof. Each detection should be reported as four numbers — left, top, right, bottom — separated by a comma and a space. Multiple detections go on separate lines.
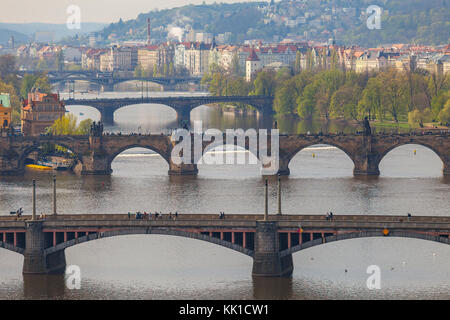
246, 48, 260, 61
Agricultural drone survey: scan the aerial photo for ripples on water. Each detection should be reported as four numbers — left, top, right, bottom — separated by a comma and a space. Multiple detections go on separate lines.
0, 92, 448, 299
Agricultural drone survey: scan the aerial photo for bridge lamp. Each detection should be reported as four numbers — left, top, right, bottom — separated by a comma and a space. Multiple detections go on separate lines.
264, 179, 268, 221
53, 175, 57, 217
382, 228, 389, 236
277, 175, 282, 216
32, 180, 36, 221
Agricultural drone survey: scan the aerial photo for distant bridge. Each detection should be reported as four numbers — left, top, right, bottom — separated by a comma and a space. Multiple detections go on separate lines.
1, 214, 448, 276
63, 95, 275, 124
18, 71, 202, 91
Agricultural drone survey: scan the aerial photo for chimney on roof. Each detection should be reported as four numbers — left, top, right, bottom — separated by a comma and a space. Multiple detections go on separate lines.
147, 18, 151, 46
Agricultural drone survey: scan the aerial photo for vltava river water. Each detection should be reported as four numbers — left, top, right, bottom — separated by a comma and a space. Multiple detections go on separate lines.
0, 92, 448, 299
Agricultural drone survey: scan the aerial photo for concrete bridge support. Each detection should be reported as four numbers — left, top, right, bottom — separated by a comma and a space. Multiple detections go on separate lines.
99, 108, 115, 124
252, 221, 293, 277
174, 107, 192, 129
22, 221, 66, 275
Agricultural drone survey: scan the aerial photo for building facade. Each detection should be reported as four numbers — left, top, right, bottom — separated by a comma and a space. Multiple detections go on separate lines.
21, 91, 66, 136
0, 93, 12, 129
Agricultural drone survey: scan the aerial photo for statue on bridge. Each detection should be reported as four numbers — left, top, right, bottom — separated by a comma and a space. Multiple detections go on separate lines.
90, 121, 103, 136
363, 117, 372, 136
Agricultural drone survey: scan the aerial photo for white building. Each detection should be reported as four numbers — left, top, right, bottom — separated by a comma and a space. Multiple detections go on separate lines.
246, 49, 261, 82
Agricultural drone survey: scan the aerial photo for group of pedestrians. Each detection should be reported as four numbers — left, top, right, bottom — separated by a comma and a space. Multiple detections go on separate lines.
128, 211, 178, 220
325, 212, 334, 220
219, 212, 226, 219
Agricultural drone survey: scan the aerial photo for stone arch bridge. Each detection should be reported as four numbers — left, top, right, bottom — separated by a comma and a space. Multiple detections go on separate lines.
0, 214, 449, 276
63, 95, 275, 124
18, 71, 202, 91
0, 132, 448, 176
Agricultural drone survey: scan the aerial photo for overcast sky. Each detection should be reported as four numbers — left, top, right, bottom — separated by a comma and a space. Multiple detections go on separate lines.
0, 0, 259, 24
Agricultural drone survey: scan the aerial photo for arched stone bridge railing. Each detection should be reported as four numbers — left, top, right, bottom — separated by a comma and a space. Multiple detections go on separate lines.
43, 228, 254, 258
279, 230, 450, 257
0, 132, 448, 176
64, 95, 274, 123
277, 133, 450, 176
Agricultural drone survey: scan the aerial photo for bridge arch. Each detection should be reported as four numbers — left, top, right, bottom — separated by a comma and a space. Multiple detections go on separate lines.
0, 241, 25, 255
280, 231, 450, 257
108, 145, 171, 170
282, 142, 356, 176
18, 142, 83, 171
44, 228, 254, 258
378, 142, 446, 175
112, 103, 178, 120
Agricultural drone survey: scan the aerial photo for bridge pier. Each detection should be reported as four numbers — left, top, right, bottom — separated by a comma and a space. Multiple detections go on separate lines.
353, 136, 380, 176
353, 157, 380, 176
99, 108, 115, 124
174, 107, 192, 129
252, 221, 293, 277
444, 160, 450, 176
0, 155, 22, 176
168, 161, 198, 175
276, 157, 290, 176
79, 152, 112, 175
23, 221, 66, 275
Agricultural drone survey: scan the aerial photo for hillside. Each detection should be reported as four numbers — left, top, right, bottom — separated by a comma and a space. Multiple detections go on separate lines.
99, 0, 449, 46
0, 28, 29, 46
0, 23, 106, 42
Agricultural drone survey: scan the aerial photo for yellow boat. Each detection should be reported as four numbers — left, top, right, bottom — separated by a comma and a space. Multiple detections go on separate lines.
26, 164, 53, 171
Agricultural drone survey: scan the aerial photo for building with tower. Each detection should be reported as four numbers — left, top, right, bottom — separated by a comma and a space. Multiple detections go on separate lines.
246, 48, 261, 82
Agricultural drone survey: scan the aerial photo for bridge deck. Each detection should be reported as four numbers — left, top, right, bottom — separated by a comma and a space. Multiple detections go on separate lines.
1, 214, 449, 231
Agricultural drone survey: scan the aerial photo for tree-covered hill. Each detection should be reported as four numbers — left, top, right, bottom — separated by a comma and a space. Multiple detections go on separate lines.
99, 0, 449, 46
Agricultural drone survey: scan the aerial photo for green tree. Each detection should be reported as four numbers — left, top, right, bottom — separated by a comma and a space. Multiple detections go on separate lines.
358, 77, 383, 120
34, 76, 52, 93
274, 79, 297, 115
438, 99, 450, 126
230, 53, 241, 77
378, 70, 408, 122
251, 71, 276, 96
330, 85, 361, 120
294, 51, 302, 74
76, 119, 94, 135
297, 83, 317, 119
0, 80, 21, 124
55, 50, 64, 71
49, 114, 93, 135
0, 54, 17, 79
408, 108, 432, 128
